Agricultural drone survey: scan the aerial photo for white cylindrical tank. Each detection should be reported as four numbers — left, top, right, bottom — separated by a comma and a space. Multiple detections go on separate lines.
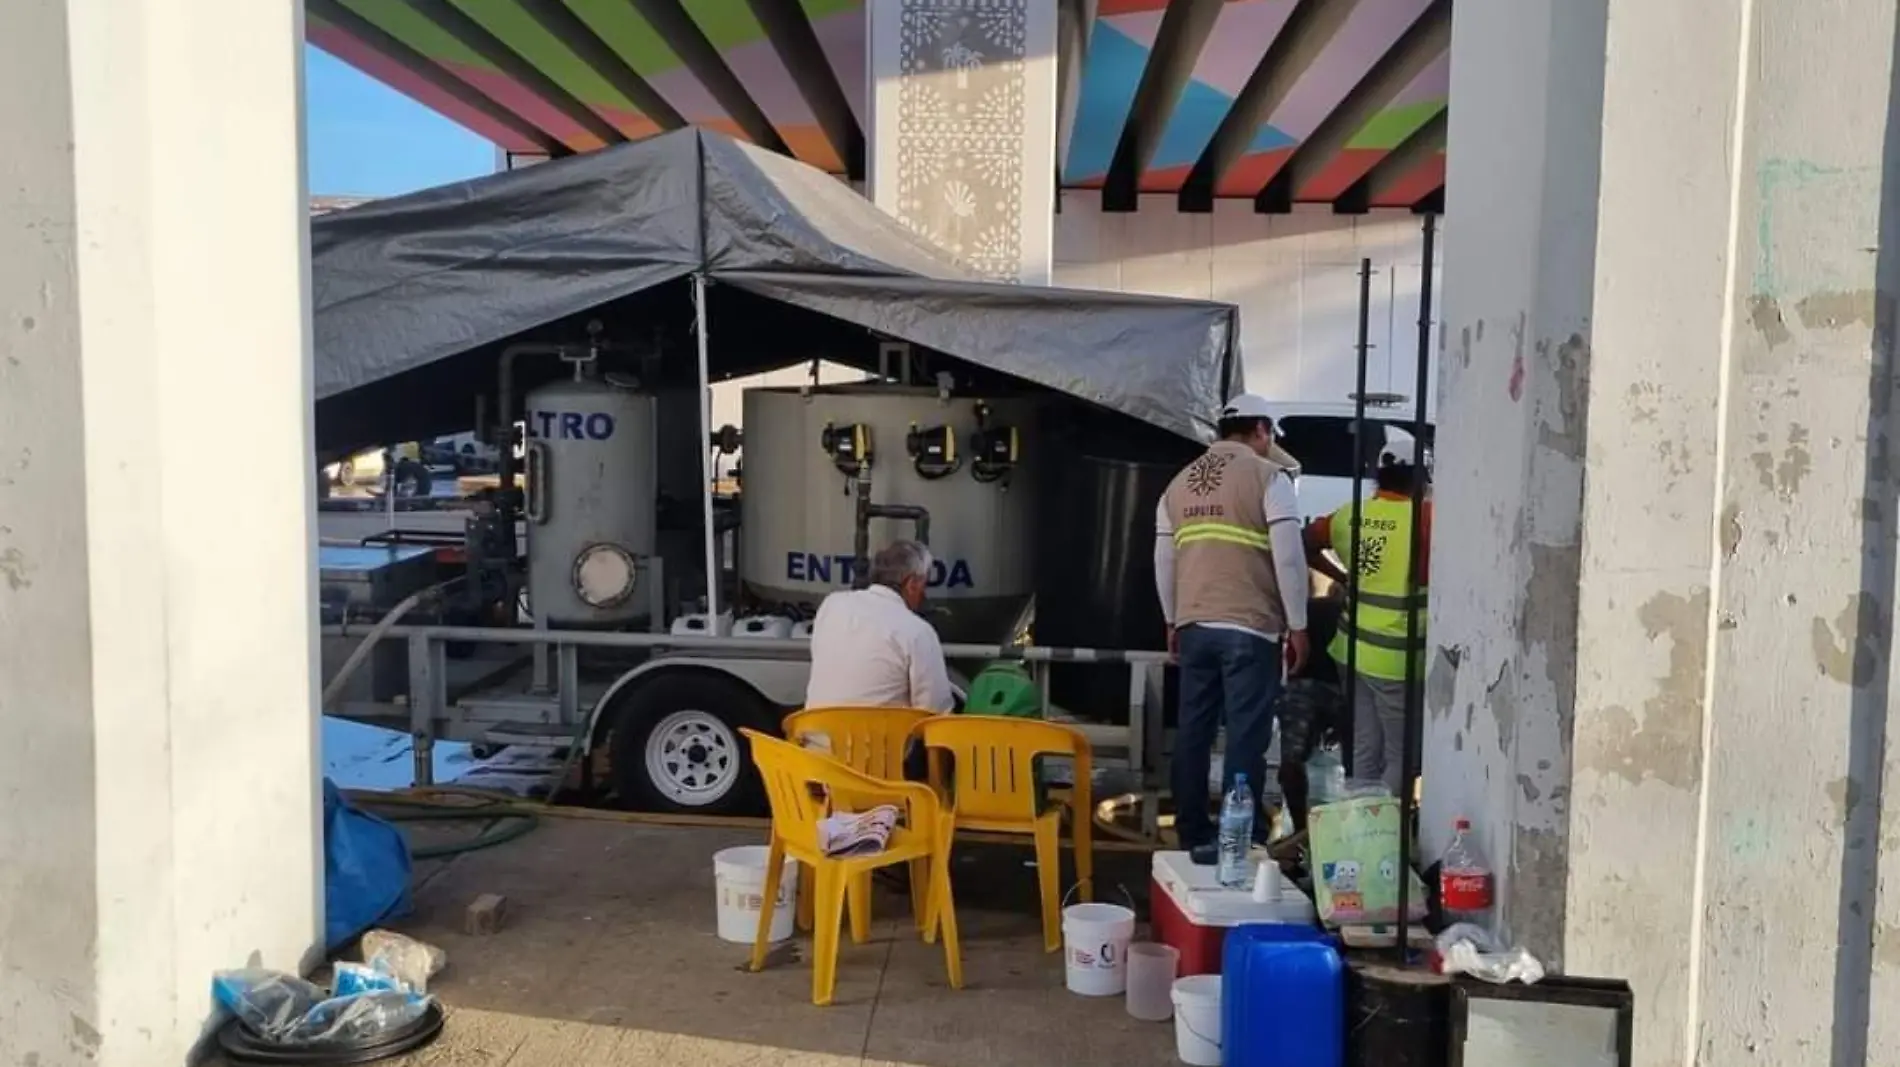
524, 376, 659, 626
739, 385, 1037, 643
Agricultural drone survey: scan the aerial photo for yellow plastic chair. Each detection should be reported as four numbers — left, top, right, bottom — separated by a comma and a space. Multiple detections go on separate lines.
743, 729, 962, 1006
916, 716, 1094, 952
782, 706, 936, 941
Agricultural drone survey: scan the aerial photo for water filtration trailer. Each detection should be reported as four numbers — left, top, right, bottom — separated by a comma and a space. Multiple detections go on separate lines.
739, 384, 1038, 644
523, 374, 660, 626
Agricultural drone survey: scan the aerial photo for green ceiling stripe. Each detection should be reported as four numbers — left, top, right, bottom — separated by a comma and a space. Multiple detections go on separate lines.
794, 0, 862, 18
1348, 100, 1445, 151
340, 0, 498, 71
449, 0, 639, 112
564, 0, 685, 77
677, 0, 768, 52
450, 0, 637, 110
797, 0, 862, 19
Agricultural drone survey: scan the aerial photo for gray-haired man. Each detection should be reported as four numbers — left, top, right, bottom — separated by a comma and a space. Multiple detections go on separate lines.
804, 539, 956, 713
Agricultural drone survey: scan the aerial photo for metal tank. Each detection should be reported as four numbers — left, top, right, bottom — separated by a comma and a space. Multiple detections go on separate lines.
524, 374, 659, 627
739, 384, 1037, 643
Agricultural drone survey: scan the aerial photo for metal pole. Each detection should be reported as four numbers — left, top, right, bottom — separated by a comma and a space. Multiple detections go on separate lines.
1342, 258, 1373, 776
693, 273, 722, 633
1394, 213, 1437, 962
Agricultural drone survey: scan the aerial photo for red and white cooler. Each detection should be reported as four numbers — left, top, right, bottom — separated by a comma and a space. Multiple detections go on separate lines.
1149, 850, 1318, 977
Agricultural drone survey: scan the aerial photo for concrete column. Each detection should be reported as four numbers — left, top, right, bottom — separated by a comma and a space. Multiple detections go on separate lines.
867, 0, 1058, 284
1, 1, 322, 1064
1431, 0, 1900, 1063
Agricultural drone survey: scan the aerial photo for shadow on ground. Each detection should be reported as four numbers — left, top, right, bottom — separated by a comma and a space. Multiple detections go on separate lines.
346, 818, 1173, 1067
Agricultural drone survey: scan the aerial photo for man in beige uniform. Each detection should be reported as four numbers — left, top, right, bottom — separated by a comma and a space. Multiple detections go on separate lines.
1155, 393, 1311, 849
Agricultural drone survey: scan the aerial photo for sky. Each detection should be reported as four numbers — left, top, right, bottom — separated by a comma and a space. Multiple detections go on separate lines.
304, 45, 496, 197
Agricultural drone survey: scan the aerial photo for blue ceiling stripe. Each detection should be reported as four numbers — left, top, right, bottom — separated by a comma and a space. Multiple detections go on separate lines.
1062, 23, 1146, 182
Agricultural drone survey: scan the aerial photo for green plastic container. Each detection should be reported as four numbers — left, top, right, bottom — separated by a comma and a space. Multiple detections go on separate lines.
963, 661, 1043, 719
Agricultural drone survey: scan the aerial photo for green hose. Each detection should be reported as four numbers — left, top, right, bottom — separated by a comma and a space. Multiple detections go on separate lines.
356, 795, 541, 860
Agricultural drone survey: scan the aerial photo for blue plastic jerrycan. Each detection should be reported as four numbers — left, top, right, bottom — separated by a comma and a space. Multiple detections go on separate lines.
1221, 923, 1345, 1067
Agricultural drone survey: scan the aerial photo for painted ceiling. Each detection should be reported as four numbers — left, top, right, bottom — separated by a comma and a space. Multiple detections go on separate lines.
308, 0, 1447, 212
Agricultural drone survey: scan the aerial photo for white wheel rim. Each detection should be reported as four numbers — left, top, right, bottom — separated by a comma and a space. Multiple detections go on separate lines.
645, 710, 740, 806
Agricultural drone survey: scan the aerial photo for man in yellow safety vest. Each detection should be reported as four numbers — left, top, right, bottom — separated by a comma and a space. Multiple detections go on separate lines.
1155, 393, 1311, 852
1303, 439, 1431, 795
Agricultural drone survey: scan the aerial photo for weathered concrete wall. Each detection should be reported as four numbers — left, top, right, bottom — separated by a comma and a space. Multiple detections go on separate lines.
1433, 0, 1900, 1062
0, 1, 322, 1063
1424, 0, 1606, 964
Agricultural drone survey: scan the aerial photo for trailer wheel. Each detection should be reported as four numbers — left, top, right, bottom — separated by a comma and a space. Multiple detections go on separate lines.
392, 460, 431, 499
608, 673, 770, 815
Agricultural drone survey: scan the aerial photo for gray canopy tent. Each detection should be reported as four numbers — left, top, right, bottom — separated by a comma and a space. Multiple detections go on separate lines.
312, 127, 1243, 624
311, 127, 1241, 458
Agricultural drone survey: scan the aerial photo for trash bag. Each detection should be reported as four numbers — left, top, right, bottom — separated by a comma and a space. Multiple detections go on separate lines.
323, 778, 414, 951
212, 963, 431, 1047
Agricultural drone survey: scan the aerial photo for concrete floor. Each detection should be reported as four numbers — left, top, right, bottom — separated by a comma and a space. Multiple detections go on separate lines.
343, 817, 1176, 1067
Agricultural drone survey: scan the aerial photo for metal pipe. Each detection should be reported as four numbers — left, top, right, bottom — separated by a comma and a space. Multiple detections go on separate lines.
496, 342, 568, 493
849, 464, 932, 589
1342, 258, 1373, 775
1394, 213, 1437, 961
693, 274, 722, 632
315, 621, 1175, 664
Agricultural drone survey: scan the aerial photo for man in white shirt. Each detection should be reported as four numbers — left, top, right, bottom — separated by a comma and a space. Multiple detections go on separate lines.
1154, 393, 1310, 851
804, 539, 956, 713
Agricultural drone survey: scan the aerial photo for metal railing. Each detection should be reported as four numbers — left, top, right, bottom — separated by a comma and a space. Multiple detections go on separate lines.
318, 622, 1170, 833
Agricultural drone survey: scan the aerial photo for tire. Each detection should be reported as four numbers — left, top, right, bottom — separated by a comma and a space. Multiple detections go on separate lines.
393, 460, 431, 499
607, 673, 773, 815
333, 458, 354, 487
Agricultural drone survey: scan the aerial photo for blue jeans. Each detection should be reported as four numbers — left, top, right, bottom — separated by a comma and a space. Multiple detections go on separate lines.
1173, 624, 1282, 850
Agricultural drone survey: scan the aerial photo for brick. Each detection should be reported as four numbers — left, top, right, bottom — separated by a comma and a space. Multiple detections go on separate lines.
464, 892, 509, 936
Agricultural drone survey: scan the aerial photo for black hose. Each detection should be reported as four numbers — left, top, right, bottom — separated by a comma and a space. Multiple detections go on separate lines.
352, 796, 540, 860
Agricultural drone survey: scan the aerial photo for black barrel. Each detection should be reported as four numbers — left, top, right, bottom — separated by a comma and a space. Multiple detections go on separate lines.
1345, 959, 1451, 1067
1035, 411, 1197, 723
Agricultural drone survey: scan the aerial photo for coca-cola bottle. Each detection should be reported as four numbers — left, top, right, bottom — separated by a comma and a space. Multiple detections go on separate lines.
1439, 817, 1494, 925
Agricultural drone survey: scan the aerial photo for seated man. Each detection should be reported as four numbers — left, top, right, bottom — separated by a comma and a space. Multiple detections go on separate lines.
804, 539, 955, 714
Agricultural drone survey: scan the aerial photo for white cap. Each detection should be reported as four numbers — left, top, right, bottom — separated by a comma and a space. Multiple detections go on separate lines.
1382, 437, 1419, 466
1219, 393, 1276, 421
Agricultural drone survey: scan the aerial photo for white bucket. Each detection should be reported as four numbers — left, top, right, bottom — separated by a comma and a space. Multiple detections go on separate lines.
713, 846, 799, 945
1171, 974, 1222, 1066
1062, 902, 1136, 996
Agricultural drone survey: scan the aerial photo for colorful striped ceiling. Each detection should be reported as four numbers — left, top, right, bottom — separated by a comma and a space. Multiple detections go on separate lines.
308, 0, 1447, 212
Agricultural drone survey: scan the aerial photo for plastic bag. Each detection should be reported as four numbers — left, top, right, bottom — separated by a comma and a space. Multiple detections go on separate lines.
1305, 746, 1347, 805
1435, 923, 1546, 984
323, 778, 414, 951
1308, 795, 1429, 926
361, 929, 447, 994
212, 964, 431, 1047
211, 970, 325, 1042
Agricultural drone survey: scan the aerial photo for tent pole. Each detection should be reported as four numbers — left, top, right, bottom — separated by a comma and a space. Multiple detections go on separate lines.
693, 273, 723, 634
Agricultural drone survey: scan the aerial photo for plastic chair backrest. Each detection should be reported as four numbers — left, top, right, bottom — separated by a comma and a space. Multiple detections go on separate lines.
745, 731, 842, 856
783, 706, 932, 781
916, 716, 1085, 824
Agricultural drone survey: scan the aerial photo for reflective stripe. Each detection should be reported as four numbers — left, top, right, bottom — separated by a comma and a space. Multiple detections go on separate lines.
1337, 615, 1428, 652
1173, 522, 1270, 550
1355, 587, 1428, 611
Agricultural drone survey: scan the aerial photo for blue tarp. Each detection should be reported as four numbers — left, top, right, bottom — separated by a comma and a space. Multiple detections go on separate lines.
322, 778, 413, 951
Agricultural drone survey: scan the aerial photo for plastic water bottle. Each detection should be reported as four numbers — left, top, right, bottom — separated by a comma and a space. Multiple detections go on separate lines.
1217, 774, 1255, 888
1440, 817, 1495, 924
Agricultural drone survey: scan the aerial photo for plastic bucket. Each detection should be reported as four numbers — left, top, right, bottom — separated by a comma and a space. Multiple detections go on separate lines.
713, 846, 799, 945
1063, 902, 1136, 996
1125, 941, 1180, 1021
1171, 974, 1222, 1066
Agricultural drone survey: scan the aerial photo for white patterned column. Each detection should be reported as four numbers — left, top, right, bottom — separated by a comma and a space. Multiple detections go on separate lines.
868, 0, 1058, 285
